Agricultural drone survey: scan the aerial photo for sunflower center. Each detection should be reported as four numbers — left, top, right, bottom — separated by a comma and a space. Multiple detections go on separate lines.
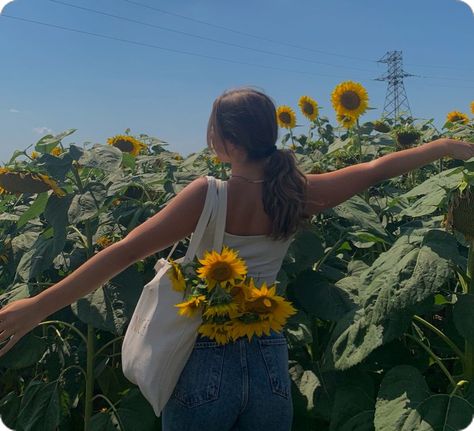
303, 102, 314, 115
279, 112, 292, 124
248, 297, 276, 313
211, 263, 233, 281
114, 139, 134, 152
341, 91, 361, 110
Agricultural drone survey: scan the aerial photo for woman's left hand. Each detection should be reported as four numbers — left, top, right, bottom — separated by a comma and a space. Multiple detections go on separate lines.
443, 138, 474, 161
0, 297, 44, 358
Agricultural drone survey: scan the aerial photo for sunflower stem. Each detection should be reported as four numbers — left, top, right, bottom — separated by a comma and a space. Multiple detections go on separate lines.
412, 315, 465, 362
288, 129, 295, 149
90, 394, 126, 431
72, 163, 97, 431
315, 117, 324, 145
355, 119, 370, 203
356, 118, 362, 164
93, 335, 125, 360
404, 332, 457, 388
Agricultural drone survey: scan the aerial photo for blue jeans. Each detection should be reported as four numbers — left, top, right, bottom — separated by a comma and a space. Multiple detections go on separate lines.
161, 329, 293, 431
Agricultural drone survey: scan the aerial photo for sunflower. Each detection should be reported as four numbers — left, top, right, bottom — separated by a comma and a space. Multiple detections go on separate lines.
276, 106, 297, 129
203, 301, 240, 319
471, 101, 474, 116
175, 294, 206, 318
229, 281, 252, 310
394, 129, 421, 149
166, 258, 186, 292
37, 173, 66, 197
211, 155, 221, 165
336, 113, 357, 129
196, 245, 247, 290
372, 120, 391, 133
50, 147, 62, 156
244, 278, 297, 331
0, 167, 66, 197
446, 111, 469, 125
96, 235, 113, 249
445, 185, 474, 241
198, 320, 234, 345
331, 81, 369, 119
107, 135, 147, 156
298, 96, 319, 121
229, 313, 272, 341
31, 151, 40, 160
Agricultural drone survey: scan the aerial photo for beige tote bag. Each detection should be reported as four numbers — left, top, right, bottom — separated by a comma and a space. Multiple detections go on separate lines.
121, 175, 228, 417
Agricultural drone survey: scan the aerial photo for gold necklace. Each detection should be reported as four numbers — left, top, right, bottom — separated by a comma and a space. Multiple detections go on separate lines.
230, 174, 265, 183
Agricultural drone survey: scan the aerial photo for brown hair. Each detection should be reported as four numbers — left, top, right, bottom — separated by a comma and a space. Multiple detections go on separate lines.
206, 87, 311, 241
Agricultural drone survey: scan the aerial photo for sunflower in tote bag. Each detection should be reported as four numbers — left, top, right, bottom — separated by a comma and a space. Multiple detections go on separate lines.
170, 245, 298, 345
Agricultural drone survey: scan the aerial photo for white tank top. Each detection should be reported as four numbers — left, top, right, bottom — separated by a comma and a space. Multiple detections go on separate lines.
195, 179, 296, 287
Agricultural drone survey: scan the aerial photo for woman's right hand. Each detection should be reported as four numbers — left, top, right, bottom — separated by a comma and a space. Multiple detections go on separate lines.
442, 138, 474, 161
0, 297, 44, 358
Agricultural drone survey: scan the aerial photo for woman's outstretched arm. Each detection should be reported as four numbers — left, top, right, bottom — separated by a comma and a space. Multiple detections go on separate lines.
304, 138, 474, 214
0, 176, 208, 357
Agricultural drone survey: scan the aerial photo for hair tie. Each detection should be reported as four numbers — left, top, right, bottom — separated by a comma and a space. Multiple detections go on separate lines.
265, 144, 278, 157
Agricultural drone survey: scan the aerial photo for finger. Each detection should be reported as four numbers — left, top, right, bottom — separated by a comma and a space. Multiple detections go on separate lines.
0, 334, 19, 358
0, 330, 15, 344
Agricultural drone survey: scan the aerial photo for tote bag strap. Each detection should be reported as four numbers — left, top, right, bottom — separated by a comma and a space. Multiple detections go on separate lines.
182, 175, 219, 262
164, 175, 217, 261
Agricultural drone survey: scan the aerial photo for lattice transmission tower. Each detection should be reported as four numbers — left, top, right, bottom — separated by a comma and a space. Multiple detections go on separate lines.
375, 51, 415, 123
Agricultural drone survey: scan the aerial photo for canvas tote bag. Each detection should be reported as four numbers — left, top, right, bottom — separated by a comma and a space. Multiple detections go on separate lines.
121, 175, 228, 417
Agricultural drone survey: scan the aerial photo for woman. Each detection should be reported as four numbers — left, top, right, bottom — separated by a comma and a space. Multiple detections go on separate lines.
0, 87, 473, 430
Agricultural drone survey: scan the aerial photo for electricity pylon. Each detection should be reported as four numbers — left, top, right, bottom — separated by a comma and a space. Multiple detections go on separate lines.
375, 51, 415, 123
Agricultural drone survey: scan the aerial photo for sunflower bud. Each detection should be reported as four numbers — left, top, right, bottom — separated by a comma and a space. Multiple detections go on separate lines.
393, 130, 421, 150
373, 120, 391, 133
445, 186, 474, 241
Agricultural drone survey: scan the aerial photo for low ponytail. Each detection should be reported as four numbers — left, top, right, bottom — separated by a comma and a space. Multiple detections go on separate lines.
208, 86, 311, 241
262, 148, 310, 241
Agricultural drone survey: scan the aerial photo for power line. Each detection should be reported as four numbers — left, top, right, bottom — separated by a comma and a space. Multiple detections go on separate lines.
416, 74, 474, 83
409, 82, 474, 90
47, 0, 474, 85
46, 0, 379, 74
119, 0, 379, 65
2, 12, 474, 91
405, 61, 474, 73
0, 13, 371, 80
119, 0, 474, 75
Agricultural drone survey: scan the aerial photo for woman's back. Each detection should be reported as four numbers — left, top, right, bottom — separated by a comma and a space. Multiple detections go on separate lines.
196, 178, 296, 287
224, 178, 276, 237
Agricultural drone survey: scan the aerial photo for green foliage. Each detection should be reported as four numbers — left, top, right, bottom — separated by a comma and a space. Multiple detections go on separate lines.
374, 365, 473, 431
1, 117, 474, 430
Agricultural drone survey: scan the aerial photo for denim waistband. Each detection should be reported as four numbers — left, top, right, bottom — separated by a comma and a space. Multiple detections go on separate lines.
195, 328, 286, 345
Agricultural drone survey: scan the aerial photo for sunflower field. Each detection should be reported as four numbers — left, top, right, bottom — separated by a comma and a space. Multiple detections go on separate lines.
1, 82, 474, 431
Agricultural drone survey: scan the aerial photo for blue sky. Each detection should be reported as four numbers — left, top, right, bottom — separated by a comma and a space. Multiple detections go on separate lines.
0, 0, 473, 162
